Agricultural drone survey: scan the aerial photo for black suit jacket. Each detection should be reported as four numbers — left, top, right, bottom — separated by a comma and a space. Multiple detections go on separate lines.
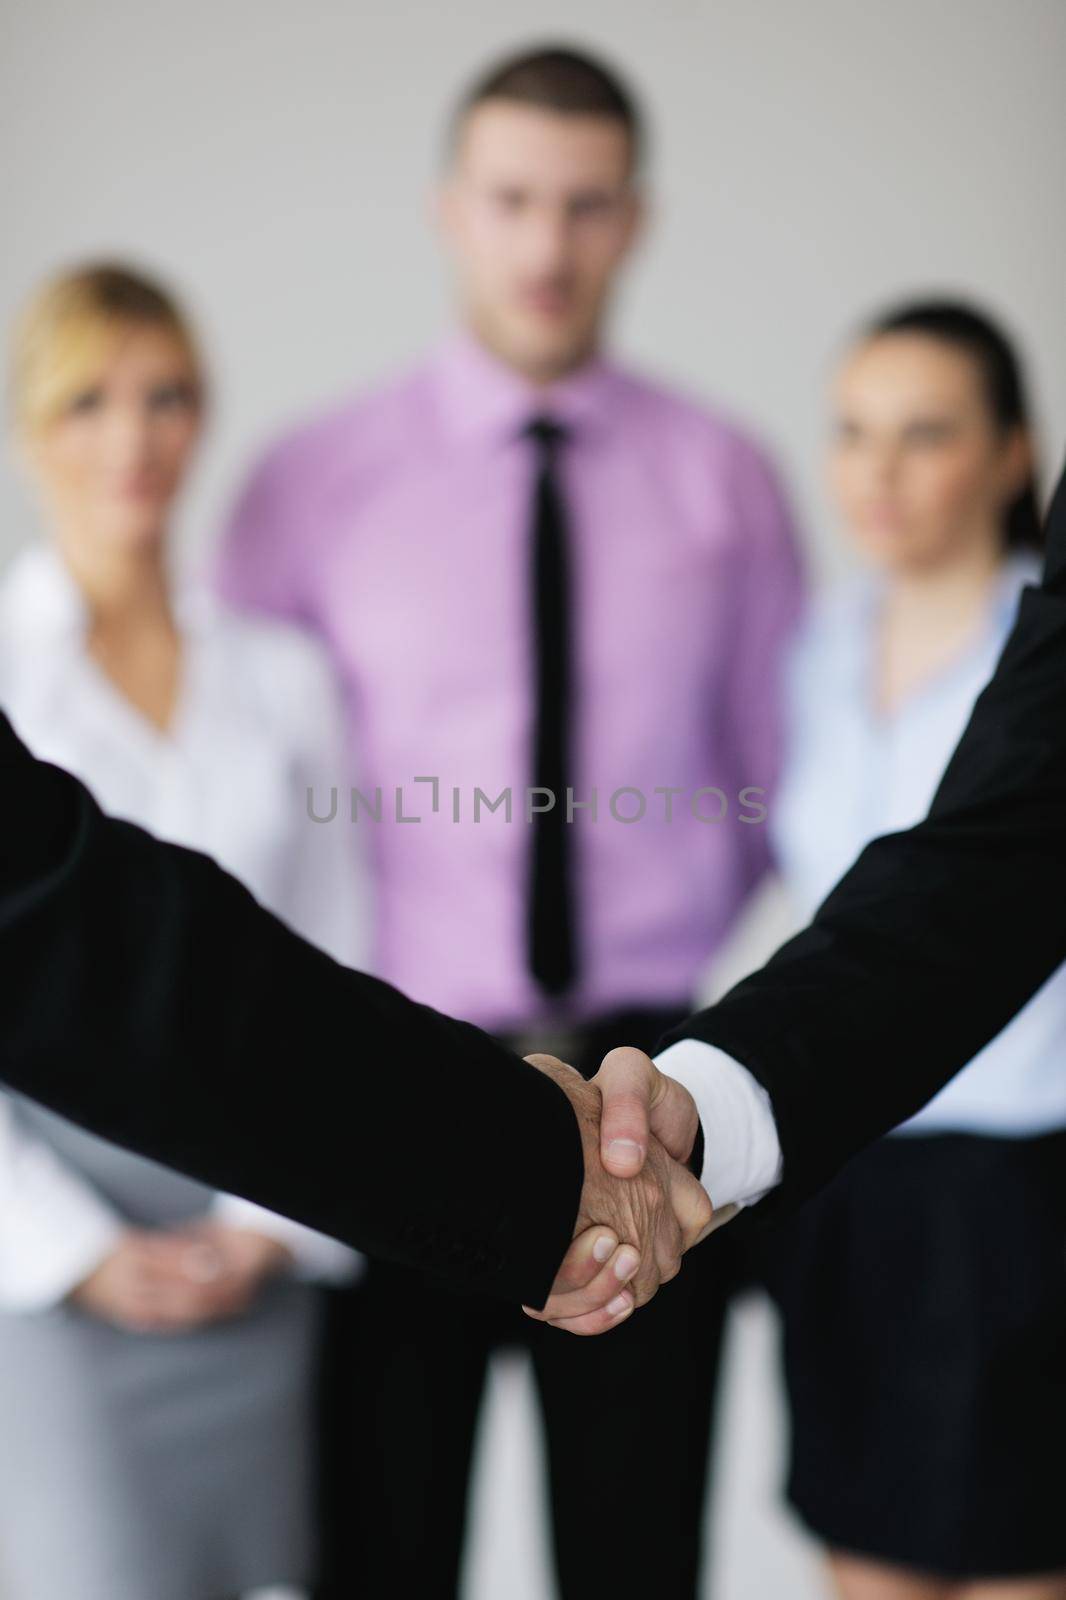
663, 454, 1066, 1219
0, 724, 583, 1308
6, 460, 1065, 1294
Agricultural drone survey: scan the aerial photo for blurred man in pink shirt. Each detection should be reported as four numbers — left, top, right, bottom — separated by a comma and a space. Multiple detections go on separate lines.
217, 42, 804, 1600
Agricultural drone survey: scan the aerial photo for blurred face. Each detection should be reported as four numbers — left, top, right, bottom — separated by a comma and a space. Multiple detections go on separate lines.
436, 99, 644, 381
828, 333, 1029, 573
23, 323, 202, 555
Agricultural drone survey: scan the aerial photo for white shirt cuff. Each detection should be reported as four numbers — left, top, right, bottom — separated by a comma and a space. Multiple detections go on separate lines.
653, 1039, 783, 1211
0, 1148, 124, 1312
210, 1194, 364, 1286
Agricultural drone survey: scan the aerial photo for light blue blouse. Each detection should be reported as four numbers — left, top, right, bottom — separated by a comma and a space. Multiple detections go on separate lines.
771, 549, 1066, 1137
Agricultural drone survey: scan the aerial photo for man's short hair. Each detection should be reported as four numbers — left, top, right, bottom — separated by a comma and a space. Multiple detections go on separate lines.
450, 43, 645, 173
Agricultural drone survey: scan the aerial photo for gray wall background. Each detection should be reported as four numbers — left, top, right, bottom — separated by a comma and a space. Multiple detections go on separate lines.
2, 0, 1064, 572
1, 3, 1064, 1597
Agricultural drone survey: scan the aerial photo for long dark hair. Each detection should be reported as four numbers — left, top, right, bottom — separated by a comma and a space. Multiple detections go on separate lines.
863, 299, 1043, 554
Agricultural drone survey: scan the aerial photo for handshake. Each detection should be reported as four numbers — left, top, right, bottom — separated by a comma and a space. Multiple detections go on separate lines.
524, 1048, 730, 1337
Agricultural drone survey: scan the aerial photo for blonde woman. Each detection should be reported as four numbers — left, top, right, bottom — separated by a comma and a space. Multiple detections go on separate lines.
0, 262, 369, 1600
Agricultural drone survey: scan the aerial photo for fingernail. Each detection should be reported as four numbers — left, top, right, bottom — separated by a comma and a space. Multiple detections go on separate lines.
606, 1292, 633, 1318
607, 1139, 644, 1166
614, 1248, 640, 1281
592, 1235, 614, 1264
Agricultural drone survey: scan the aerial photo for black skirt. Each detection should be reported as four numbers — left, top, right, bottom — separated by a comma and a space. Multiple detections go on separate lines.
763, 1127, 1066, 1580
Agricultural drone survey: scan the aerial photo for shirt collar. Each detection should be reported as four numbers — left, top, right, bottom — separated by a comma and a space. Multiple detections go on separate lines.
853, 547, 1041, 620
997, 547, 1043, 616
0, 539, 217, 643
844, 548, 1045, 695
429, 324, 620, 446
0, 542, 87, 643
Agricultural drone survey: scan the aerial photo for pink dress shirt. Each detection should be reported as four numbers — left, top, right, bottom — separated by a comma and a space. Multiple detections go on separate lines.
214, 327, 805, 1031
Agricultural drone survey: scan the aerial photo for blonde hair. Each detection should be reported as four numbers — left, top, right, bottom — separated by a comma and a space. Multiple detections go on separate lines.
10, 260, 205, 433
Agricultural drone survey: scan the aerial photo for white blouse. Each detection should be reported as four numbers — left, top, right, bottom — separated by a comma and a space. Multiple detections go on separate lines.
0, 540, 372, 1307
771, 549, 1066, 1138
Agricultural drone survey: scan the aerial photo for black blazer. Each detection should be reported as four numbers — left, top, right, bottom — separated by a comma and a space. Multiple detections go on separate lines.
4, 458, 1063, 1295
0, 721, 583, 1309
662, 454, 1066, 1219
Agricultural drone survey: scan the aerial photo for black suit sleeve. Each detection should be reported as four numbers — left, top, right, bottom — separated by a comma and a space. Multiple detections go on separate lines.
0, 718, 584, 1308
661, 454, 1066, 1219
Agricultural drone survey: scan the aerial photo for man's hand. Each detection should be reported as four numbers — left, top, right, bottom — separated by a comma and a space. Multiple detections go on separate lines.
523, 1053, 714, 1336
595, 1045, 702, 1173
593, 1046, 738, 1227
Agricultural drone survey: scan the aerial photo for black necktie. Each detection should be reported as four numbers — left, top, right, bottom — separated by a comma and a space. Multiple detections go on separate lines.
525, 415, 578, 998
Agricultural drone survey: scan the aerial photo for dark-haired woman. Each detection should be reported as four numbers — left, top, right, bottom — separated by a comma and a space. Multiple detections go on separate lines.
767, 302, 1066, 1600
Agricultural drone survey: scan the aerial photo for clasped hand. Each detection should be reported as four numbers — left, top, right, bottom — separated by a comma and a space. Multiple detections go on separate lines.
70, 1222, 293, 1333
523, 1048, 717, 1337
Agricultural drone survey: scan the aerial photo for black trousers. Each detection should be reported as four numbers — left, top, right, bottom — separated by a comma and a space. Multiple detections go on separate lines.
348, 1244, 731, 1598
317, 1004, 737, 1599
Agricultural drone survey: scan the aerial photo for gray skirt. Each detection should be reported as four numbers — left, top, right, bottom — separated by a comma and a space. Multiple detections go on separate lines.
0, 1099, 323, 1600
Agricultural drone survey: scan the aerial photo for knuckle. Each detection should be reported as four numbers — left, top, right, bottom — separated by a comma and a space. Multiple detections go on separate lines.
631, 1272, 659, 1308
